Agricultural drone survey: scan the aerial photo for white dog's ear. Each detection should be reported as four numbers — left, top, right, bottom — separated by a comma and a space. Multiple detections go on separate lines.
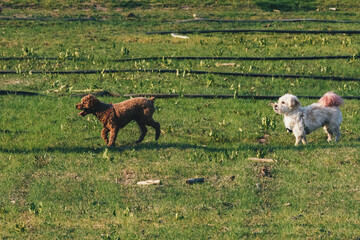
289, 97, 300, 109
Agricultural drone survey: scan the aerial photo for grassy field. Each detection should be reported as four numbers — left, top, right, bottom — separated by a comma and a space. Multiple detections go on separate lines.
1, 0, 360, 239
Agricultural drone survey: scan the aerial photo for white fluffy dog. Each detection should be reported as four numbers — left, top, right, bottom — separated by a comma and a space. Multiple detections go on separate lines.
271, 92, 343, 146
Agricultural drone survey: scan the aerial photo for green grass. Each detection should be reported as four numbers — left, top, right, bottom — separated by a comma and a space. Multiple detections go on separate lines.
1, 0, 360, 239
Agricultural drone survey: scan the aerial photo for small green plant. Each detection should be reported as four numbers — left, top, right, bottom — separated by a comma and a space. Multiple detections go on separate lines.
206, 77, 214, 88
209, 129, 220, 142
120, 46, 130, 56
256, 149, 266, 158
58, 49, 81, 60
259, 116, 277, 133
29, 202, 43, 215
22, 47, 36, 57
15, 222, 27, 233
213, 48, 225, 57
15, 64, 22, 74
33, 153, 50, 168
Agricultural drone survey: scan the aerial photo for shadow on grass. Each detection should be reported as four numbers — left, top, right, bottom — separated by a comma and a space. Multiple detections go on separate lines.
1, 141, 358, 154
0, 142, 231, 154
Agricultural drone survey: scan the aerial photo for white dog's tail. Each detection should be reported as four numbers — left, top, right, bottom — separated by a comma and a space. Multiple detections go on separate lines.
318, 92, 343, 107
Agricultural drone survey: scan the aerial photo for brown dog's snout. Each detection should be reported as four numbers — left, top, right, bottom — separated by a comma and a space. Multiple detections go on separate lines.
76, 103, 82, 110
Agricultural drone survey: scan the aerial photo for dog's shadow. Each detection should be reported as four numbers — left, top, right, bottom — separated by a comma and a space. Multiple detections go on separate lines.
111, 141, 234, 152
1, 141, 358, 154
87, 141, 233, 153
0, 142, 231, 154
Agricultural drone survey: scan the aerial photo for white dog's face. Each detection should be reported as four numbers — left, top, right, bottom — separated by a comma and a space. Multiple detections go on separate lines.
272, 94, 300, 115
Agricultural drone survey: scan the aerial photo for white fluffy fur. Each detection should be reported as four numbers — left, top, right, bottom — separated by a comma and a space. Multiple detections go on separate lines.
272, 94, 343, 146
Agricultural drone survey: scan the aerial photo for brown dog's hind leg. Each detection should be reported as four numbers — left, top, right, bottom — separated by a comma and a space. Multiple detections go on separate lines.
136, 121, 148, 143
147, 119, 160, 140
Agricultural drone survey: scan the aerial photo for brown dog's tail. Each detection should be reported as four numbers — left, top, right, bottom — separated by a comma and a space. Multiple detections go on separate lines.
149, 97, 155, 102
318, 91, 343, 107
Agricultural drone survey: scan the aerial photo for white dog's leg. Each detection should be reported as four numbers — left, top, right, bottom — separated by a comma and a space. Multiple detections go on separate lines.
301, 136, 307, 145
333, 126, 341, 142
295, 135, 305, 146
293, 124, 306, 146
326, 124, 341, 142
324, 125, 333, 142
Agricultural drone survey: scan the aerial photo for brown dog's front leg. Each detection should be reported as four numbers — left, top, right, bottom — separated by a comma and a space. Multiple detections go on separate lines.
101, 128, 109, 144
107, 128, 119, 147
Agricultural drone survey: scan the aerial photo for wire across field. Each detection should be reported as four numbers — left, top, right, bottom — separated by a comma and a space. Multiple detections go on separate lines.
175, 18, 360, 24
147, 29, 360, 35
1, 17, 359, 23
0, 55, 358, 62
1, 68, 359, 81
2, 90, 360, 101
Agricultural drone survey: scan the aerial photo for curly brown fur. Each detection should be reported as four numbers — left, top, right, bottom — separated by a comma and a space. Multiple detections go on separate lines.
76, 94, 160, 147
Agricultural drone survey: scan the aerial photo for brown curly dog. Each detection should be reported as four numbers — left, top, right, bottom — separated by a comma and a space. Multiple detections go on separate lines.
76, 94, 160, 147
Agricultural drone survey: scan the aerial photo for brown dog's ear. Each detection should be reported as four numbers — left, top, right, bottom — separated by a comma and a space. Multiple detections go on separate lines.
88, 95, 100, 108
289, 97, 300, 109
82, 94, 100, 109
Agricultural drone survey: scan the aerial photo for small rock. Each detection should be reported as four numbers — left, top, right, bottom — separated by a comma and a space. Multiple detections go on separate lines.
170, 33, 189, 39
186, 178, 204, 185
215, 63, 236, 67
137, 179, 161, 185
127, 13, 136, 18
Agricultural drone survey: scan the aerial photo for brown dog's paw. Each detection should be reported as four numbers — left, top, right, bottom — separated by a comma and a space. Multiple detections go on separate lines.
155, 132, 160, 140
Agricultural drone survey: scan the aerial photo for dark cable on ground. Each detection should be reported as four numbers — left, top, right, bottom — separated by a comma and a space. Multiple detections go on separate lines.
0, 17, 100, 21
1, 55, 358, 62
2, 90, 360, 100
147, 29, 360, 35
1, 16, 358, 24
1, 69, 359, 82
176, 18, 360, 24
